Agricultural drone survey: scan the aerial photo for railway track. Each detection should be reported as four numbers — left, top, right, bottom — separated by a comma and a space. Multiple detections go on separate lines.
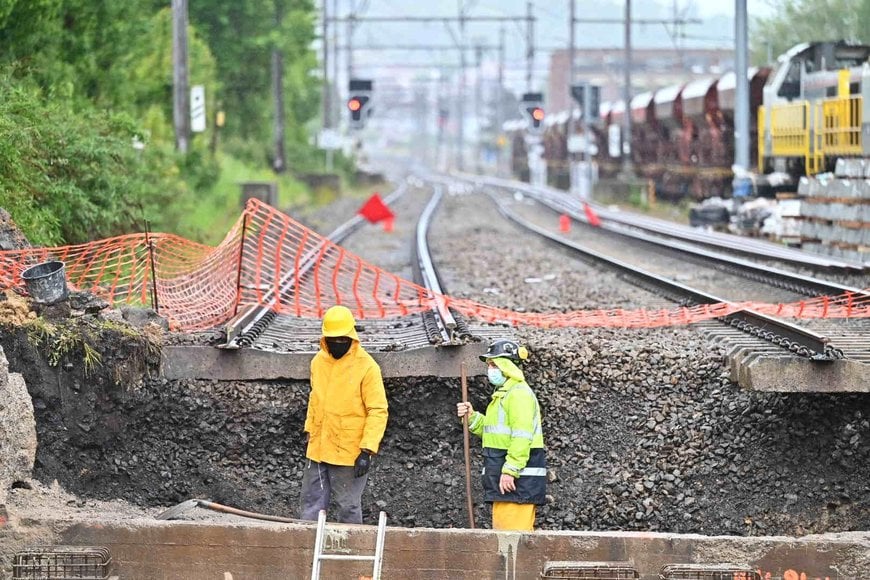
471, 175, 868, 274
423, 172, 869, 391
219, 180, 487, 353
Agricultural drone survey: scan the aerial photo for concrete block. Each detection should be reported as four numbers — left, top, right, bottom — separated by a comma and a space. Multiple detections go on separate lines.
744, 356, 870, 392
796, 176, 811, 195
162, 343, 488, 381
834, 158, 865, 178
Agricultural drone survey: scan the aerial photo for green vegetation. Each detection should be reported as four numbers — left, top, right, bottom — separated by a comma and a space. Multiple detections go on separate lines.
752, 0, 870, 64
22, 315, 162, 381
0, 0, 332, 247
25, 317, 103, 376
183, 153, 311, 244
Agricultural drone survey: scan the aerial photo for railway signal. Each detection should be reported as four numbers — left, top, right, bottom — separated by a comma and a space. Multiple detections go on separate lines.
347, 79, 373, 129
570, 83, 601, 120
520, 92, 545, 135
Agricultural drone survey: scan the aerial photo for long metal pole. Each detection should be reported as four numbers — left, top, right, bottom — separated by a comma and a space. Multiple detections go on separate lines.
172, 0, 190, 154
347, 0, 355, 84
457, 1, 466, 171
622, 0, 633, 174
526, 1, 534, 91
322, 0, 329, 130
568, 0, 575, 117
460, 362, 475, 529
475, 43, 483, 174
332, 0, 339, 126
568, 0, 576, 187
272, 2, 286, 173
734, 0, 750, 173
323, 0, 334, 171
497, 26, 505, 176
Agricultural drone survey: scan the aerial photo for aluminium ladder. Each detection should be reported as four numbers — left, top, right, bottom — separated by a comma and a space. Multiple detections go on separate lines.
310, 509, 387, 580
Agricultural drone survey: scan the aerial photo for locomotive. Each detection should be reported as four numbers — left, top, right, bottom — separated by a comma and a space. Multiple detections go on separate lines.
512, 41, 870, 200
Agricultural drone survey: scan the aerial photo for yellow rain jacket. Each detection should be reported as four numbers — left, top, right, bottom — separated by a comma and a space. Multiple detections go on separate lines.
304, 326, 388, 466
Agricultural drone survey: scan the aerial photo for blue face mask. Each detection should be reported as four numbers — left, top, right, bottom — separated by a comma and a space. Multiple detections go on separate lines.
487, 367, 507, 386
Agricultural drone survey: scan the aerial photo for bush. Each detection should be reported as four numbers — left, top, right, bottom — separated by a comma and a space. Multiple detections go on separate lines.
0, 76, 190, 245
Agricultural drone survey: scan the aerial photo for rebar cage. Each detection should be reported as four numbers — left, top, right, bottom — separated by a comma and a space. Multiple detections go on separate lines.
659, 564, 761, 580
541, 561, 640, 579
12, 546, 112, 580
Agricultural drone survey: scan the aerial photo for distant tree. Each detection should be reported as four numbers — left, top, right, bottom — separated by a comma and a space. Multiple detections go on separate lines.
752, 0, 870, 65
189, 0, 318, 166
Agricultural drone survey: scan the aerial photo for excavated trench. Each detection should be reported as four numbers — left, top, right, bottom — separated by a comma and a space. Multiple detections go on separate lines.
1, 186, 869, 555
2, 317, 869, 536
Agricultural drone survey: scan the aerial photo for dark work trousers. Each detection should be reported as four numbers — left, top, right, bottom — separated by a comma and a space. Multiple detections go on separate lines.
299, 459, 368, 524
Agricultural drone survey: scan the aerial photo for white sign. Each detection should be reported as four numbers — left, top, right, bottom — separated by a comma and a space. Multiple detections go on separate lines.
608, 124, 621, 158
190, 85, 206, 133
318, 129, 342, 150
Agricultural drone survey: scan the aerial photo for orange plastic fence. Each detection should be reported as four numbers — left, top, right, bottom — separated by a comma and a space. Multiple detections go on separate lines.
1, 198, 869, 331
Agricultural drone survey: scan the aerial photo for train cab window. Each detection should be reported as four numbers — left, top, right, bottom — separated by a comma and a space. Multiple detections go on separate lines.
778, 60, 802, 99
851, 82, 860, 95
827, 86, 837, 97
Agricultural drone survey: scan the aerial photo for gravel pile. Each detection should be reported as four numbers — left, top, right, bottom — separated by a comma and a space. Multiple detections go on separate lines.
14, 184, 870, 535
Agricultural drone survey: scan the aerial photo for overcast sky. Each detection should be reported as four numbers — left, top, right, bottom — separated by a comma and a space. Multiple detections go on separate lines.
339, 1, 779, 93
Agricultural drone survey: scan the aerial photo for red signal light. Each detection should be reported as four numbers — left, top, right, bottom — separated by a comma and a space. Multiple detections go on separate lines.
348, 98, 362, 112
532, 107, 545, 121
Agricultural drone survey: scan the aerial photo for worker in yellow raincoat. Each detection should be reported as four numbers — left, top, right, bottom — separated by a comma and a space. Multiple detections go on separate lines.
457, 339, 546, 531
300, 305, 388, 524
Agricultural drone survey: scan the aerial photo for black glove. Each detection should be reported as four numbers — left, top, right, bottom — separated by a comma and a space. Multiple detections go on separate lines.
353, 450, 372, 478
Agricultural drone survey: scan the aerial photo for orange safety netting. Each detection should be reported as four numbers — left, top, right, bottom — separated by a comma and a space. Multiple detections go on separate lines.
1, 198, 869, 331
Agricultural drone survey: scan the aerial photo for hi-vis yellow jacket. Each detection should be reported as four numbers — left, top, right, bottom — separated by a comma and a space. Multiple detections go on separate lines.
468, 357, 545, 476
304, 333, 388, 466
468, 356, 546, 505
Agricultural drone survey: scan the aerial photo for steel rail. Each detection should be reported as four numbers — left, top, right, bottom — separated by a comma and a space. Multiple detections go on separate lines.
464, 175, 870, 302
491, 195, 841, 361
220, 182, 410, 348
469, 174, 867, 273
413, 185, 457, 343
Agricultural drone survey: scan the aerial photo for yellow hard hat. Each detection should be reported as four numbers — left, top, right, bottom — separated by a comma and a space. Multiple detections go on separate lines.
322, 305, 358, 338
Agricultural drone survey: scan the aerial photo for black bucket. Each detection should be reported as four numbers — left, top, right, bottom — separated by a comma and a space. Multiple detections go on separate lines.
21, 260, 69, 305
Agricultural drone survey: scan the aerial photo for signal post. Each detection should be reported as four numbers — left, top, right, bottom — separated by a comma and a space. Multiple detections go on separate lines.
520, 92, 546, 187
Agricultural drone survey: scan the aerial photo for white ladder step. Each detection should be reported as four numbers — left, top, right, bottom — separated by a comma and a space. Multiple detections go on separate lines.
310, 509, 387, 580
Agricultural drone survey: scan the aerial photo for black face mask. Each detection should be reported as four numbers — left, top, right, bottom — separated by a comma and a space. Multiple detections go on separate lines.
325, 337, 352, 359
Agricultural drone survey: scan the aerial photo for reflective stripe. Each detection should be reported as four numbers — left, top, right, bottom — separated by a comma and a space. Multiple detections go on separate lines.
469, 413, 483, 431
503, 462, 522, 474
484, 425, 511, 435
519, 467, 546, 477
511, 429, 534, 440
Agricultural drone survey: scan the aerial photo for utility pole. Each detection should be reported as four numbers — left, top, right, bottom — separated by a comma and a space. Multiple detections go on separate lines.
497, 26, 505, 176
526, 1, 534, 91
322, 0, 329, 136
622, 0, 633, 176
567, 0, 576, 148
571, 6, 700, 178
332, 0, 339, 129
272, 2, 286, 173
172, 0, 190, 154
475, 42, 483, 174
347, 0, 355, 85
733, 0, 750, 195
456, 0, 466, 172
322, 0, 334, 171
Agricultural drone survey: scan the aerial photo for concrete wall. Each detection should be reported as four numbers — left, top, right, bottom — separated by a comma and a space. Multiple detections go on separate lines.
26, 517, 869, 579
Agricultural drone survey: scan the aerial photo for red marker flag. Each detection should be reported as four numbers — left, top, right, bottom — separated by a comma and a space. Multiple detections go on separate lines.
357, 193, 395, 224
583, 202, 601, 227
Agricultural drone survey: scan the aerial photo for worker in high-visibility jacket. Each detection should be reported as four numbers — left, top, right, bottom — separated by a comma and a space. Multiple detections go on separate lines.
300, 305, 388, 524
457, 339, 547, 531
